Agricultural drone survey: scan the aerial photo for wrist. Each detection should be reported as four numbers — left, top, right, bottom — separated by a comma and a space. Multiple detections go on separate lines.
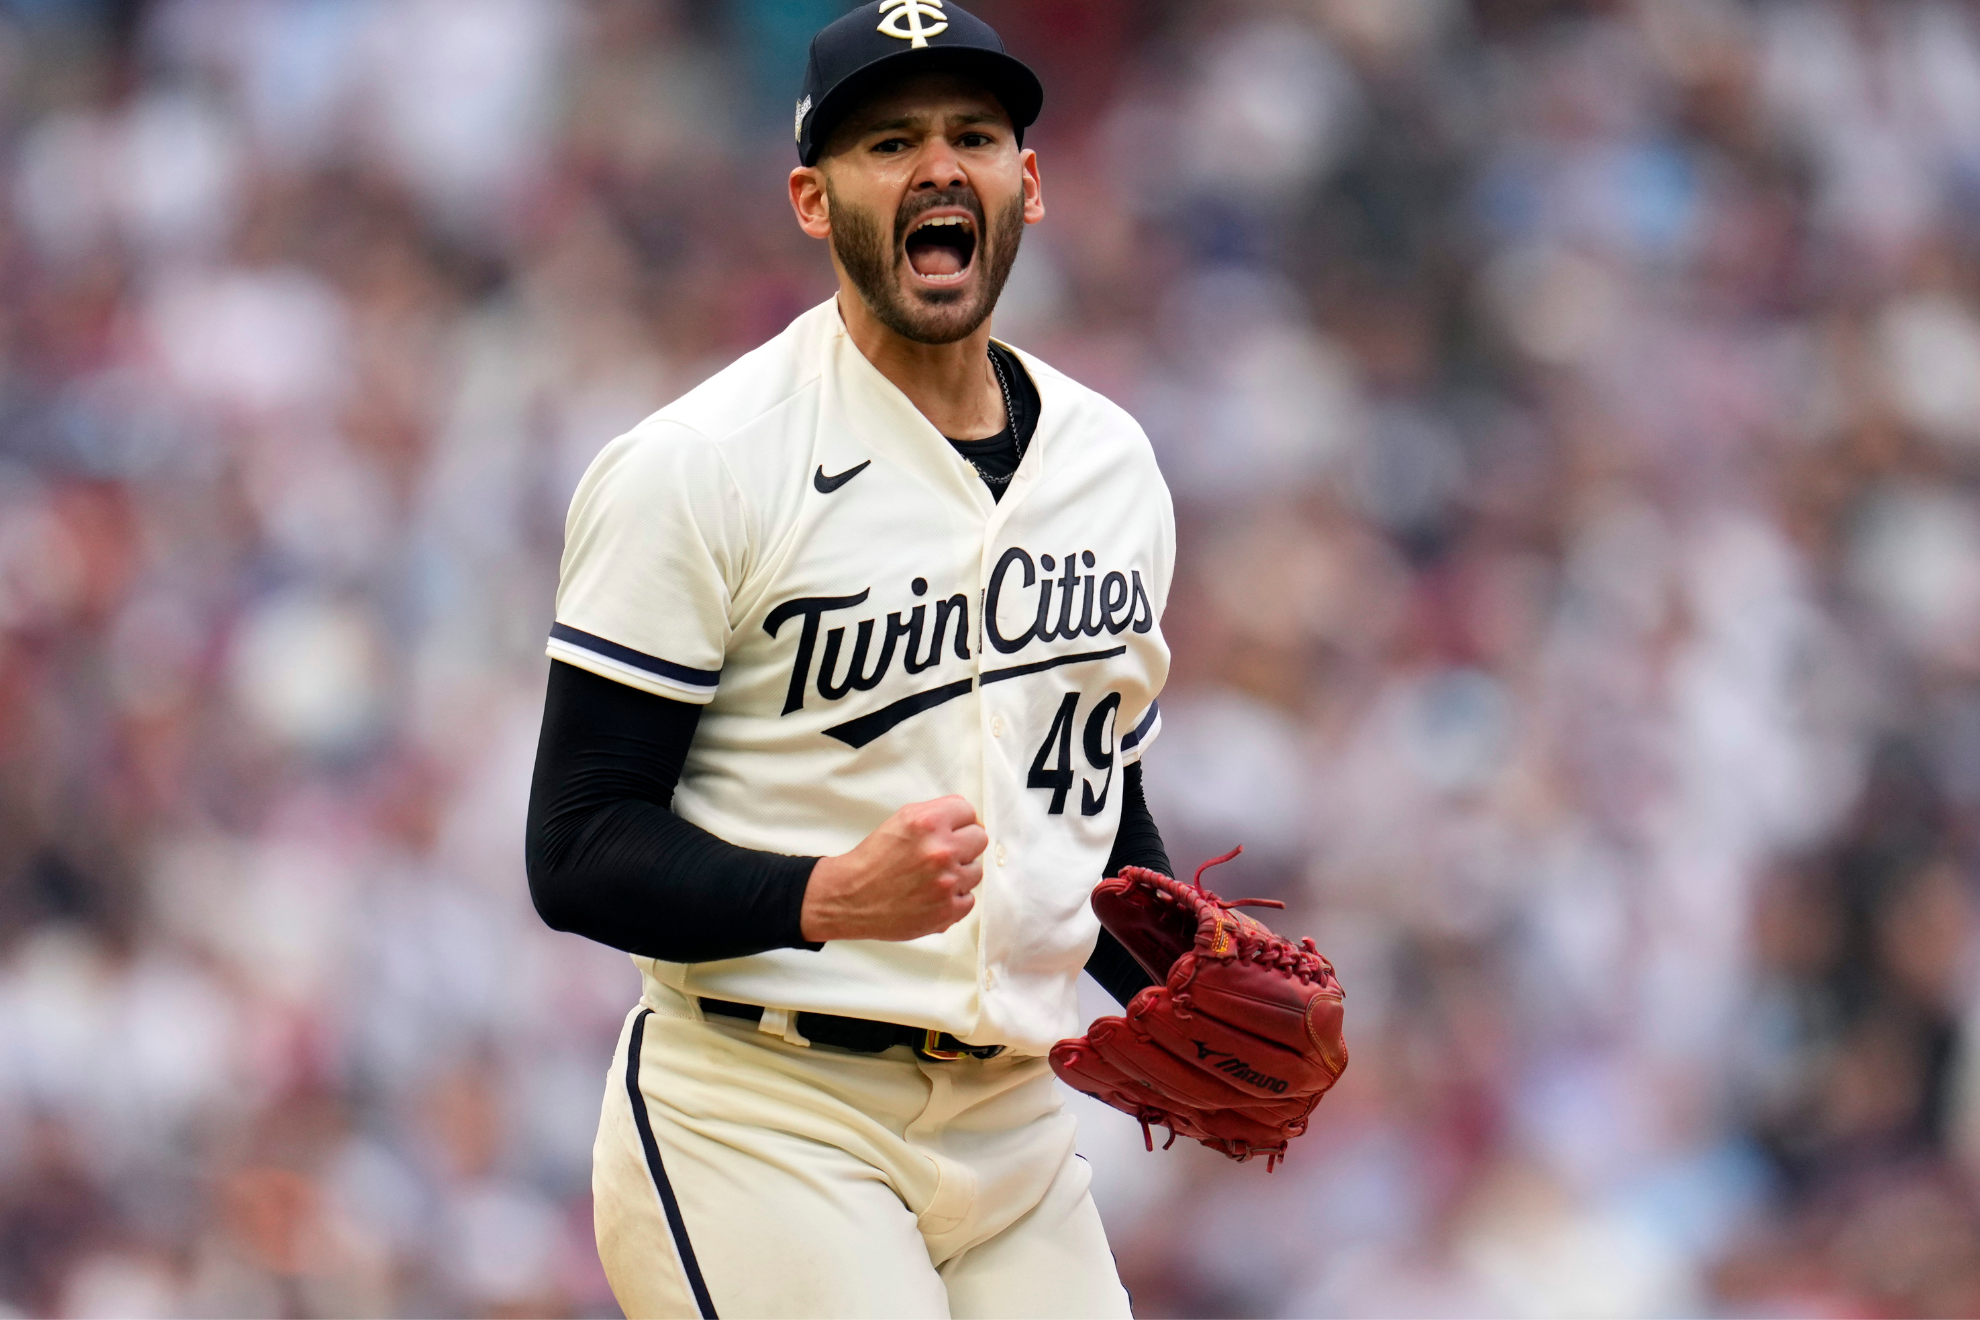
799, 854, 848, 943
779, 854, 827, 950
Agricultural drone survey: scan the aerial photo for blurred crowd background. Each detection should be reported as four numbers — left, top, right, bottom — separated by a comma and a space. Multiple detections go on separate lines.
4, 0, 1980, 1315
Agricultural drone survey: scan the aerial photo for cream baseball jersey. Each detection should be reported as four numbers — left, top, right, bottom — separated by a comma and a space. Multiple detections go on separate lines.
549, 298, 1172, 1055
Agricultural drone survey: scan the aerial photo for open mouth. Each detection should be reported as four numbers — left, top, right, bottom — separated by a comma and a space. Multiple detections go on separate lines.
904, 214, 977, 284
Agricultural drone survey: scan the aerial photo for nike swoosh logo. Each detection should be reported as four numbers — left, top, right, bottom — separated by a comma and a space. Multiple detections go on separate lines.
813, 461, 870, 494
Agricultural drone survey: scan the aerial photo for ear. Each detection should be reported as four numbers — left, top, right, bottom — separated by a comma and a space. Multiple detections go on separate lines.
1019, 148, 1044, 226
790, 167, 832, 240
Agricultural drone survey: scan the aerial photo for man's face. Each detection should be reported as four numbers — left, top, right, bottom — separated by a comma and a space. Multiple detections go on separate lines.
804, 72, 1042, 345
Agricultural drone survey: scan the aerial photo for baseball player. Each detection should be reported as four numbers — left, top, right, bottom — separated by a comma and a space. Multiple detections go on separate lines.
526, 5, 1344, 1316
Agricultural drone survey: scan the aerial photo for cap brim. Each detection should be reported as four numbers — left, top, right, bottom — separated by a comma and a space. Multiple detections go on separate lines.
801, 46, 1043, 166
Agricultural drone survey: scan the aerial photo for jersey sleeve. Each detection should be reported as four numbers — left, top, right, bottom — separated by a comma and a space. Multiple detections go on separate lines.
548, 421, 750, 704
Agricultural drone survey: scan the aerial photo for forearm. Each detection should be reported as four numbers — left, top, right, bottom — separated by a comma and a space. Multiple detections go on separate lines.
528, 798, 819, 962
526, 662, 821, 962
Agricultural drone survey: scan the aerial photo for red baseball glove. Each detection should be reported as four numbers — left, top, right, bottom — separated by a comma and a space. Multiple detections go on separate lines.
1050, 848, 1346, 1168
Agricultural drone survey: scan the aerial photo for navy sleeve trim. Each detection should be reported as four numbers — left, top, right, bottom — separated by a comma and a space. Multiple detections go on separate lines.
1120, 700, 1160, 751
549, 623, 720, 688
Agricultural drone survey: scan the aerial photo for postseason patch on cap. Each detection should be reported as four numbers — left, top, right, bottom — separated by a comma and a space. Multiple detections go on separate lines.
795, 94, 812, 143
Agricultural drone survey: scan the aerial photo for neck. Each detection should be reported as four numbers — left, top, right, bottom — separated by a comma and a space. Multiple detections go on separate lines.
836, 290, 1004, 440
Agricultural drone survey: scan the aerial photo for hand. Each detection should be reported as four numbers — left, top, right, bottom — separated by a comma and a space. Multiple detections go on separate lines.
800, 796, 988, 943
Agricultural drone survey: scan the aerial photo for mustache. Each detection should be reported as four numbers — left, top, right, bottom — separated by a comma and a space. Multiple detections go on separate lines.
893, 189, 986, 248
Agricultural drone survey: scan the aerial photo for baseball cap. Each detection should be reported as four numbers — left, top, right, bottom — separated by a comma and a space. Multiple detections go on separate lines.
795, 1, 1044, 167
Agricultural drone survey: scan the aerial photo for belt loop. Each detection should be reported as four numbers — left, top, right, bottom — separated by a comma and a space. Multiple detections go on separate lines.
759, 1007, 811, 1048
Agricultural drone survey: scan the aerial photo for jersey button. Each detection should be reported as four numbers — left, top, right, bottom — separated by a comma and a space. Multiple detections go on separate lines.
991, 715, 1003, 737
995, 842, 1007, 866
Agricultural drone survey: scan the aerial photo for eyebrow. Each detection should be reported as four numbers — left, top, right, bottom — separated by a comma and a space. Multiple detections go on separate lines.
858, 110, 1005, 135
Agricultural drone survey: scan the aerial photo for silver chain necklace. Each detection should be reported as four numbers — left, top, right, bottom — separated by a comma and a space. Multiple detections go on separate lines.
963, 349, 1023, 487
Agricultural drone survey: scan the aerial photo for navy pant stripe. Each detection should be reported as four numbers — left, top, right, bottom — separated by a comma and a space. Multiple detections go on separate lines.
626, 1009, 719, 1319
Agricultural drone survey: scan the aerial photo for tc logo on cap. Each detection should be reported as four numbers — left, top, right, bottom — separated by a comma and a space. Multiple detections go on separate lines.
877, 0, 948, 48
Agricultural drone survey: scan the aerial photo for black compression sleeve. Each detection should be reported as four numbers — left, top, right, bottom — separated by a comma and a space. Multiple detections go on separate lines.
1105, 762, 1172, 880
1085, 763, 1169, 1006
525, 661, 821, 962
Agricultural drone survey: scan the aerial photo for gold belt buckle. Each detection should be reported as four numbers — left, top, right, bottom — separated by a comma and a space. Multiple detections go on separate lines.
919, 1029, 966, 1061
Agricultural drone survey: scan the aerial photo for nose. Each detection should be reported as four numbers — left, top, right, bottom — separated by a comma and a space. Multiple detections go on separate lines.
912, 137, 966, 192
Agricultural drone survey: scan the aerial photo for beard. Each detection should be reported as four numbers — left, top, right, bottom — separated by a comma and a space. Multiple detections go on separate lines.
827, 180, 1026, 345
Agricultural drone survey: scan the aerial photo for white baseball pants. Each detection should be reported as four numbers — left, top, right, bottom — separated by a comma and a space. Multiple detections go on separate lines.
591, 985, 1133, 1319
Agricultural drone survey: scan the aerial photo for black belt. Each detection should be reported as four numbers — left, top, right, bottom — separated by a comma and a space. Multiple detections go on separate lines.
699, 998, 1005, 1061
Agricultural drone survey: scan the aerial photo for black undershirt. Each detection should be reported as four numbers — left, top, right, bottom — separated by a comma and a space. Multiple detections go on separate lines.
526, 347, 1166, 1007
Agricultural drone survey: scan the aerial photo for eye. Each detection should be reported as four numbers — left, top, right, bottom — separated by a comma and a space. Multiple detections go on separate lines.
872, 137, 911, 154
958, 132, 995, 149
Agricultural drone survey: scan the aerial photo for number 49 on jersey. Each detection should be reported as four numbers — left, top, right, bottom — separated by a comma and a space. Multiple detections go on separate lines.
1027, 692, 1122, 817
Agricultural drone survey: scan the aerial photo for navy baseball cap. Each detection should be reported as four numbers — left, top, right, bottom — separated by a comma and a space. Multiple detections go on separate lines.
795, 1, 1043, 166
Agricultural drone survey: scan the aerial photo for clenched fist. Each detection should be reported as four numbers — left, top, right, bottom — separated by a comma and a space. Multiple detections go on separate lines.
800, 796, 988, 943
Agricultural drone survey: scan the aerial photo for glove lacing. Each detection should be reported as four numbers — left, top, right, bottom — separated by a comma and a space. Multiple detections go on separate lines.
1202, 848, 1340, 988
